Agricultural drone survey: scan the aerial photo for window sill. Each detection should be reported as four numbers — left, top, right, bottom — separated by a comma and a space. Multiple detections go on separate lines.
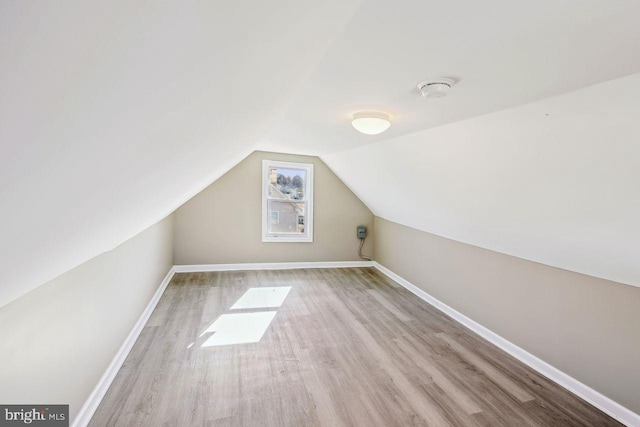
262, 236, 313, 243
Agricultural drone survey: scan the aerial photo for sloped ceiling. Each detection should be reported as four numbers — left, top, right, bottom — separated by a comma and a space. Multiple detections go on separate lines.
260, 0, 640, 154
321, 73, 640, 287
2, 0, 639, 306
0, 0, 361, 307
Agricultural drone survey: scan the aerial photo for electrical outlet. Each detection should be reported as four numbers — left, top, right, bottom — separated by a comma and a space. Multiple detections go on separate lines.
357, 226, 366, 239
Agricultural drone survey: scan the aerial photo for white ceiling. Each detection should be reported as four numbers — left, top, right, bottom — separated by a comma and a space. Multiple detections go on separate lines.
259, 0, 640, 155
322, 73, 640, 287
0, 0, 361, 307
1, 0, 639, 306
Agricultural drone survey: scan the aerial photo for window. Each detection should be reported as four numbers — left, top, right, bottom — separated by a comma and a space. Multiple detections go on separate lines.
262, 160, 313, 242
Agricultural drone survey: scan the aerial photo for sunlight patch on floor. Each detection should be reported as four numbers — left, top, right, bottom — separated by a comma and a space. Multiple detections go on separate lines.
201, 311, 278, 347
230, 286, 292, 310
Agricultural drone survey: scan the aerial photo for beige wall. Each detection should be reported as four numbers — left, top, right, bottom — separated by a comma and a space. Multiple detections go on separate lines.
174, 151, 374, 264
374, 216, 640, 414
0, 215, 174, 424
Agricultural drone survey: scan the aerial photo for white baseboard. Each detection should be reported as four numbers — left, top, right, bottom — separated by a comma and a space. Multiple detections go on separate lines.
373, 262, 640, 427
72, 267, 176, 427
73, 261, 372, 426
73, 262, 639, 427
173, 260, 374, 273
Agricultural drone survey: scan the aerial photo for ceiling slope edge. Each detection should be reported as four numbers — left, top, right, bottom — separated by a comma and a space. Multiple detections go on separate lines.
321, 72, 640, 288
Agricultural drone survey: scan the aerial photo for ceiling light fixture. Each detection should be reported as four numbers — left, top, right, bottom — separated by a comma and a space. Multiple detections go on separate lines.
417, 78, 455, 98
351, 112, 391, 135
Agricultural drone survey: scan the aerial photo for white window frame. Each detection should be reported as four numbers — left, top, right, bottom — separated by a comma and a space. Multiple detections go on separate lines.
262, 160, 314, 243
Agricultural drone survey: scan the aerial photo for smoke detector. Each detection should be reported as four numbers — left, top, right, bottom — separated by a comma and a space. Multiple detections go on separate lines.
417, 78, 455, 98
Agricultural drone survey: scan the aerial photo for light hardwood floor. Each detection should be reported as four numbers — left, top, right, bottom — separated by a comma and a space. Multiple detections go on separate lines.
89, 268, 620, 426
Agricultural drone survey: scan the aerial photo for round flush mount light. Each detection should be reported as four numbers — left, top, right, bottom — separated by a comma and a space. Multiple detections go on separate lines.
351, 112, 391, 135
417, 78, 455, 98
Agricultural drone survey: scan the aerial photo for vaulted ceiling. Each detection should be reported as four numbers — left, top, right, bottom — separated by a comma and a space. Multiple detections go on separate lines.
2, 0, 639, 306
260, 0, 640, 154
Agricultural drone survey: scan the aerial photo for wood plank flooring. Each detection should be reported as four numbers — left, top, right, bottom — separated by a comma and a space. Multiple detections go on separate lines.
89, 268, 620, 426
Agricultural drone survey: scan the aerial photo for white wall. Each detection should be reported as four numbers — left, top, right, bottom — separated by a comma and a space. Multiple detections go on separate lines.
323, 73, 640, 287
0, 215, 174, 424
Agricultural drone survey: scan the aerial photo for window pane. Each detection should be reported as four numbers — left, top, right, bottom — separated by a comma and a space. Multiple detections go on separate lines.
268, 200, 305, 234
268, 167, 306, 200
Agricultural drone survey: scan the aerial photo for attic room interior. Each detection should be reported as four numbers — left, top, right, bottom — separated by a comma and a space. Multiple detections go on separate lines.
1, 1, 639, 426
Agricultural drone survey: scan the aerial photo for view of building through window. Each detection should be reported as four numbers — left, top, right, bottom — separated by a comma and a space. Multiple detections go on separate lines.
267, 167, 306, 234
262, 159, 313, 242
